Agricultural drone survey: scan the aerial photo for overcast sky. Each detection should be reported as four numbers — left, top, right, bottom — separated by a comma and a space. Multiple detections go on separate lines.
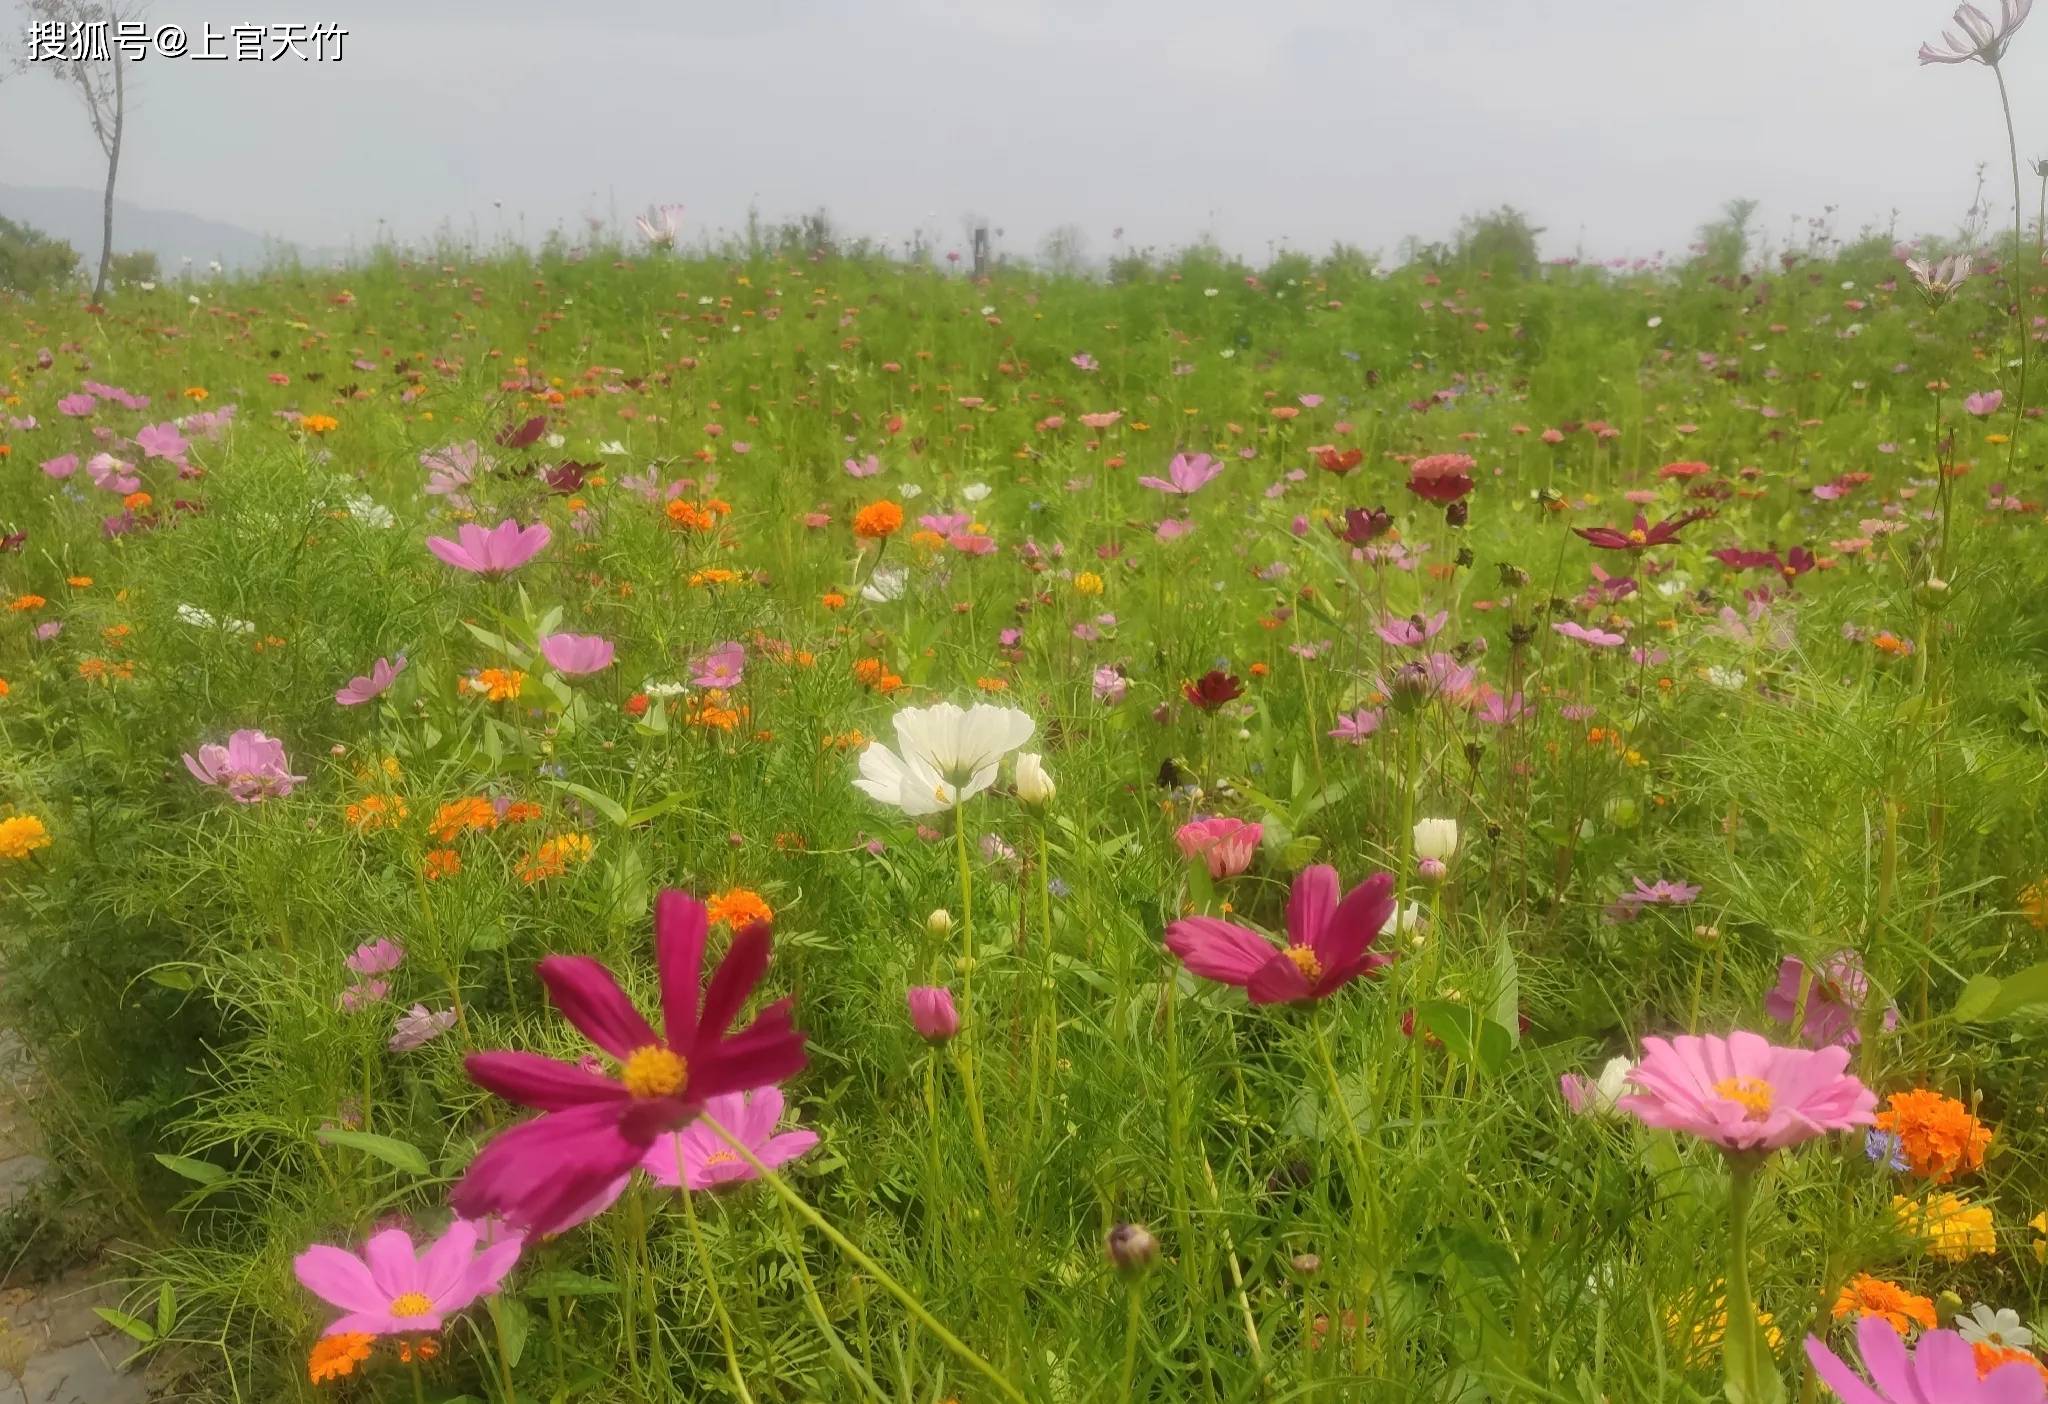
1, 0, 2042, 264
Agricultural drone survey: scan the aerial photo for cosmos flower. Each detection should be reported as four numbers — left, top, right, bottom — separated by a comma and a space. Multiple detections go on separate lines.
1164, 864, 1397, 1004
1965, 389, 2005, 417
1617, 1031, 1876, 1155
293, 1219, 521, 1338
1174, 816, 1262, 878
1805, 1316, 2043, 1403
1904, 253, 1972, 305
183, 729, 306, 803
346, 939, 405, 975
1919, 0, 2033, 64
1560, 1056, 1636, 1117
426, 520, 551, 576
1606, 876, 1701, 921
1328, 708, 1383, 743
389, 1005, 458, 1052
635, 203, 686, 247
1764, 953, 1899, 1048
451, 890, 806, 1235
1574, 509, 1713, 551
1092, 666, 1128, 704
540, 633, 616, 676
1553, 621, 1627, 648
1377, 612, 1448, 647
907, 986, 960, 1043
691, 642, 746, 688
1183, 669, 1244, 710
335, 654, 407, 707
853, 702, 1036, 816
1137, 452, 1224, 496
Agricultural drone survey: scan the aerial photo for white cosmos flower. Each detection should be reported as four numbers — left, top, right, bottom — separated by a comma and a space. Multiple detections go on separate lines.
961, 482, 991, 503
1014, 752, 1054, 808
1957, 1304, 2031, 1350
1564, 1056, 1637, 1117
642, 679, 688, 699
861, 566, 907, 603
899, 483, 923, 499
1412, 818, 1458, 861
1381, 901, 1428, 940
1704, 666, 1747, 691
854, 702, 1036, 816
345, 495, 395, 529
598, 440, 628, 456
177, 603, 255, 635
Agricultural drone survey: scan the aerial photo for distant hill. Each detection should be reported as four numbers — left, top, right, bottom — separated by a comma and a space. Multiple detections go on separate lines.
0, 184, 328, 273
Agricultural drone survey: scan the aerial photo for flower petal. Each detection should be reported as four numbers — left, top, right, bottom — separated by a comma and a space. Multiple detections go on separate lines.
537, 955, 657, 1060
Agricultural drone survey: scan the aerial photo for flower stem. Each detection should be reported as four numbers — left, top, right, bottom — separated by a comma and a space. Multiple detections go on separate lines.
1994, 62, 2030, 477
1117, 1280, 1143, 1400
682, 1182, 757, 1403
699, 1113, 1029, 1404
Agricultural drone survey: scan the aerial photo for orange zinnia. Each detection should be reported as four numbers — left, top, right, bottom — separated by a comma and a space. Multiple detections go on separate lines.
308, 1332, 374, 1383
852, 501, 904, 539
707, 888, 773, 929
1874, 1089, 1992, 1183
1829, 1274, 1935, 1336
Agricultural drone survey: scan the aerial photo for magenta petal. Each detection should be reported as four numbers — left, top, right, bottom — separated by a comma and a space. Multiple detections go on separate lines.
696, 922, 772, 1048
537, 955, 658, 1059
1286, 865, 1341, 948
360, 1228, 419, 1296
466, 1051, 627, 1112
425, 536, 477, 572
688, 1000, 807, 1099
1245, 952, 1314, 1004
294, 1245, 387, 1315
1163, 917, 1276, 987
755, 1128, 819, 1168
654, 889, 706, 1049
452, 1102, 648, 1236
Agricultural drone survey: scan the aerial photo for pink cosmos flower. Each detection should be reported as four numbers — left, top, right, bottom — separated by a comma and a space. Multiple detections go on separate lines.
86, 453, 141, 494
41, 454, 78, 479
339, 980, 390, 1013
426, 519, 551, 576
1164, 865, 1396, 1004
1965, 389, 2005, 417
540, 632, 615, 676
691, 641, 746, 688
635, 203, 686, 247
1807, 1316, 2044, 1402
906, 986, 960, 1043
1138, 452, 1224, 496
639, 1086, 818, 1190
293, 1219, 522, 1338
1174, 817, 1263, 879
1617, 1031, 1876, 1155
1092, 666, 1128, 704
1553, 621, 1626, 648
1377, 611, 1449, 648
390, 1005, 458, 1052
57, 393, 96, 417
1606, 876, 1701, 921
335, 654, 407, 706
1919, 0, 2033, 64
1078, 411, 1121, 430
948, 531, 996, 555
451, 889, 806, 1235
183, 729, 306, 803
1327, 708, 1383, 744
1764, 953, 1899, 1048
1473, 688, 1532, 727
135, 422, 188, 461
844, 454, 882, 478
347, 938, 405, 975
421, 442, 486, 497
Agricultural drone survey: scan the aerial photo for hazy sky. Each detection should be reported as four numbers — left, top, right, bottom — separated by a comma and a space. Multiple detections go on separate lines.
1, 0, 2042, 264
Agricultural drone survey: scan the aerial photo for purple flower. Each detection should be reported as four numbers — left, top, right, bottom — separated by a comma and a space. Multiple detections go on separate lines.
540, 632, 615, 676
1553, 621, 1626, 648
1071, 352, 1099, 371
1866, 1130, 1911, 1171
335, 654, 407, 706
347, 938, 406, 976
390, 1004, 459, 1052
33, 621, 62, 642
690, 641, 746, 689
183, 729, 306, 803
1137, 452, 1225, 496
426, 519, 551, 576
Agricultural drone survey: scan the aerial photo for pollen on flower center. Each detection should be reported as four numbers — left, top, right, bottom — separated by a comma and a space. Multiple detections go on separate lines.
1713, 1076, 1775, 1118
389, 1292, 434, 1318
1626, 528, 1648, 544
703, 1149, 739, 1166
621, 1045, 687, 1099
1283, 945, 1324, 982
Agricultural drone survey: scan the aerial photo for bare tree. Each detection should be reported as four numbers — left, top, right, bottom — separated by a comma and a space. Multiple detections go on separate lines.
17, 1, 136, 301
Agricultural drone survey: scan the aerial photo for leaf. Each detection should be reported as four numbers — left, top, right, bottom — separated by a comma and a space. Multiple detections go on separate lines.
460, 621, 528, 663
1952, 974, 2001, 1022
155, 1283, 176, 1338
146, 967, 196, 991
488, 1296, 530, 1370
92, 1308, 155, 1344
316, 1129, 429, 1176
153, 1153, 226, 1185
1492, 931, 1521, 1045
548, 779, 628, 828
1953, 962, 2048, 1022
521, 1269, 618, 1298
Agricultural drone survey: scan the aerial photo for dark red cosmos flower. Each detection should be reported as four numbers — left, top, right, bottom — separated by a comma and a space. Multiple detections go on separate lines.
0, 531, 24, 553
1316, 448, 1363, 475
1184, 669, 1244, 710
544, 460, 596, 494
497, 415, 548, 449
1405, 453, 1475, 502
1329, 506, 1393, 544
452, 890, 806, 1235
1574, 509, 1713, 551
1779, 546, 1817, 579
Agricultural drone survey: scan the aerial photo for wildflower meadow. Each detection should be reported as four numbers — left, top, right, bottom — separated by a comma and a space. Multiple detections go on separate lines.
6, 9, 2048, 1402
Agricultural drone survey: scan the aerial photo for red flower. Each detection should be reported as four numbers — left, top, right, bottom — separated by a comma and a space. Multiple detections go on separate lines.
497, 415, 548, 449
1183, 669, 1244, 710
1574, 509, 1712, 551
1316, 448, 1363, 475
1406, 453, 1475, 503
1329, 506, 1393, 545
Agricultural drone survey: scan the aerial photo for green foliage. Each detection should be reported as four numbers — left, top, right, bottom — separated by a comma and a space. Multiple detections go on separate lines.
0, 214, 80, 295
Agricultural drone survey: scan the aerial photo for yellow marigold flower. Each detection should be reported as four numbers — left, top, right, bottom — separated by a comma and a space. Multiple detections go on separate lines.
2033, 1210, 2048, 1265
976, 676, 1010, 693
1830, 1274, 1936, 1336
300, 413, 340, 435
706, 888, 773, 929
852, 500, 904, 539
1875, 1089, 1993, 1183
1074, 571, 1105, 596
689, 568, 739, 588
308, 1331, 374, 1383
1894, 1193, 1996, 1261
0, 815, 52, 861
1664, 1280, 1782, 1367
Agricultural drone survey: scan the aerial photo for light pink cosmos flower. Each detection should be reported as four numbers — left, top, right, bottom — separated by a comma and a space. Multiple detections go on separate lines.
1377, 611, 1449, 648
1174, 816, 1263, 878
86, 453, 140, 494
1965, 389, 2005, 417
638, 1086, 819, 1190
1553, 621, 1626, 648
540, 632, 615, 676
335, 654, 407, 706
1919, 0, 2033, 64
1807, 1316, 2044, 1403
1764, 953, 1900, 1048
426, 519, 551, 576
635, 203, 686, 247
1092, 666, 1128, 704
347, 939, 405, 976
293, 1219, 522, 1338
390, 1005, 459, 1052
183, 729, 306, 803
1137, 452, 1224, 496
844, 454, 882, 478
690, 641, 745, 688
135, 422, 188, 461
1617, 1030, 1876, 1155
56, 393, 96, 417
41, 454, 78, 479
1328, 708, 1383, 743
1078, 411, 1122, 430
421, 441, 486, 498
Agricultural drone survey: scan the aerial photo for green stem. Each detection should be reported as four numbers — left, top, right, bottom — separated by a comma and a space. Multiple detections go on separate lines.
1994, 63, 2030, 478
682, 1182, 757, 1403
1722, 1163, 1779, 1404
1118, 1282, 1143, 1400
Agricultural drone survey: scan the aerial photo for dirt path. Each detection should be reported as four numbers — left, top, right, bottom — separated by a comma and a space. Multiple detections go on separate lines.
0, 1034, 152, 1404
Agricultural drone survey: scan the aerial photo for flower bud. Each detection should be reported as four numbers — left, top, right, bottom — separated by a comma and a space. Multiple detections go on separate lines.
906, 986, 959, 1044
927, 908, 953, 937
1290, 1252, 1322, 1278
1014, 752, 1055, 809
1106, 1222, 1159, 1277
1416, 856, 1447, 885
1412, 817, 1458, 862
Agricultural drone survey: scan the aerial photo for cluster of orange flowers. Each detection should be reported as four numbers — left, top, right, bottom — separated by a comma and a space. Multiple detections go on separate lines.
306, 1332, 373, 1383
689, 568, 741, 588
1875, 1089, 1993, 1183
852, 658, 903, 693
343, 794, 409, 832
466, 668, 526, 702
431, 796, 542, 844
664, 497, 732, 531
1831, 1274, 1935, 1336
77, 657, 136, 684
686, 690, 744, 732
705, 888, 773, 929
517, 833, 595, 885
820, 729, 866, 752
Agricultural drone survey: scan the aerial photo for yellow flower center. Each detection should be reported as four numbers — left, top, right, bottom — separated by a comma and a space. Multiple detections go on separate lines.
1626, 528, 1648, 544
704, 1149, 739, 1167
621, 1045, 687, 1099
389, 1292, 433, 1318
1713, 1076, 1775, 1118
1283, 945, 1324, 983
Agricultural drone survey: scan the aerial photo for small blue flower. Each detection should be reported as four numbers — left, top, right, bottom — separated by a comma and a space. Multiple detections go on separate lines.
1047, 878, 1070, 899
1865, 1130, 1909, 1172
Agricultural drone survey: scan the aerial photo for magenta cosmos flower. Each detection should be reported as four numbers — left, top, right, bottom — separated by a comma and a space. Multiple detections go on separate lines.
426, 519, 551, 576
335, 653, 406, 706
183, 729, 306, 803
906, 986, 959, 1042
540, 632, 615, 676
1807, 1316, 2044, 1403
1919, 0, 2032, 64
1164, 865, 1396, 1003
1553, 621, 1626, 648
1174, 816, 1263, 879
293, 1219, 522, 1337
1137, 452, 1224, 495
1764, 952, 1899, 1048
452, 889, 806, 1235
1617, 1031, 1876, 1155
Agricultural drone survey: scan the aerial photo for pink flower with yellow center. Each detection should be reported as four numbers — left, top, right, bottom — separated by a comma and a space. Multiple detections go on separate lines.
1618, 1030, 1876, 1156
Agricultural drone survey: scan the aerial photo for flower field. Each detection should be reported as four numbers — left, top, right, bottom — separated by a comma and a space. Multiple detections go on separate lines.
3, 208, 2048, 1400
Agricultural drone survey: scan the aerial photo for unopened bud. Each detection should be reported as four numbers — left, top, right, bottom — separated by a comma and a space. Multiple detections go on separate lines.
927, 908, 953, 937
1107, 1223, 1159, 1277
1290, 1252, 1322, 1278
1416, 856, 1447, 885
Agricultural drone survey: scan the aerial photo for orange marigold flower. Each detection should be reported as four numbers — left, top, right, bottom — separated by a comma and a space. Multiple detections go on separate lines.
821, 592, 846, 610
422, 847, 462, 880
499, 800, 543, 824
65, 576, 92, 588
7, 595, 47, 612
852, 500, 904, 539
308, 1332, 374, 1383
1875, 1089, 1993, 1183
183, 386, 209, 401
431, 797, 499, 842
469, 668, 526, 702
122, 491, 152, 512
976, 676, 1009, 692
518, 833, 595, 884
397, 1337, 441, 1365
1974, 1343, 2048, 1383
343, 794, 409, 832
706, 888, 773, 929
1830, 1274, 1936, 1336
0, 815, 52, 861
0, 679, 8, 699
665, 498, 717, 530
2021, 878, 2048, 932
689, 568, 739, 587
300, 414, 340, 435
